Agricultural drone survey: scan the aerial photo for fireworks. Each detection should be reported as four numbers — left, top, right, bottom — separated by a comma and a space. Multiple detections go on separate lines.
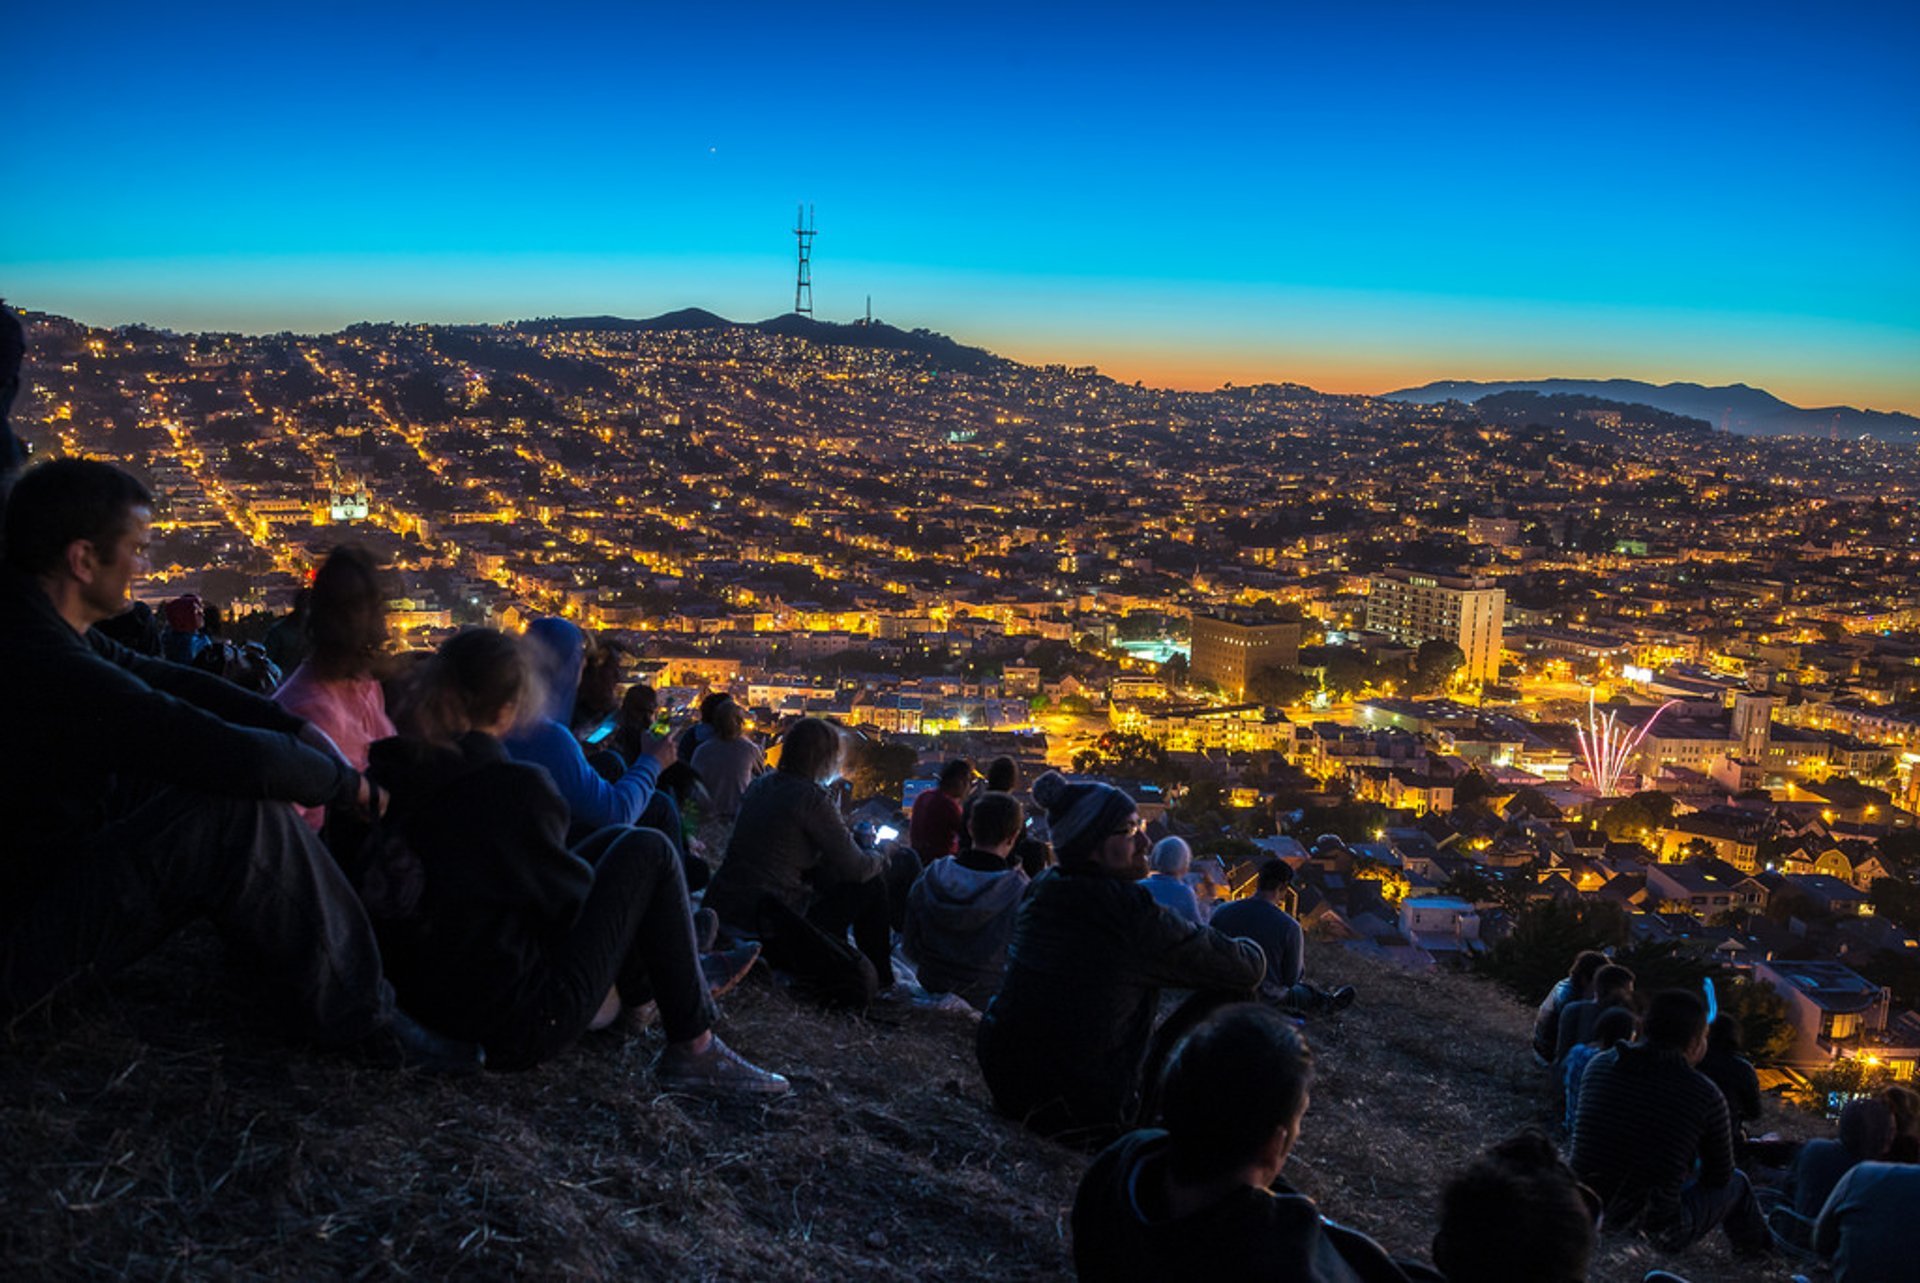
1575, 693, 1678, 797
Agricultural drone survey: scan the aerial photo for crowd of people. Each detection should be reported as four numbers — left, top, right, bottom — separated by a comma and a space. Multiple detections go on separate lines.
1537, 946, 1920, 1282
7, 454, 1919, 1279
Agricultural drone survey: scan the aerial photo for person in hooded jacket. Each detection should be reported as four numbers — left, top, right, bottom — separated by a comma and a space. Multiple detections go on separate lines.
369, 628, 786, 1094
903, 790, 1030, 1010
502, 617, 696, 886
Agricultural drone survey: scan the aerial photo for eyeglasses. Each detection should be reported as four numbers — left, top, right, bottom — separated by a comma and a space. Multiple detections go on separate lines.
1110, 816, 1145, 837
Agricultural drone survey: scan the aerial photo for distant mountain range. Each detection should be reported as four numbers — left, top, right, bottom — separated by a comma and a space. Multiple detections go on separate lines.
506, 309, 1007, 375
1384, 377, 1920, 441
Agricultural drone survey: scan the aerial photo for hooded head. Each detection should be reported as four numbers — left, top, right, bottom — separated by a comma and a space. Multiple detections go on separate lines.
523, 616, 585, 724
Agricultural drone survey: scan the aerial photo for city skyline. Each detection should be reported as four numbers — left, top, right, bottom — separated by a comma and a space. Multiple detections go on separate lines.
9, 2, 1919, 413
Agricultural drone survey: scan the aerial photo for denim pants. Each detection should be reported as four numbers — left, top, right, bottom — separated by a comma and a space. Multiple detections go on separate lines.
2, 784, 392, 1044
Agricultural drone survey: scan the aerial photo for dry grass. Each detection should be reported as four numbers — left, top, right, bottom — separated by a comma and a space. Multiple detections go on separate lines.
3, 931, 1817, 1281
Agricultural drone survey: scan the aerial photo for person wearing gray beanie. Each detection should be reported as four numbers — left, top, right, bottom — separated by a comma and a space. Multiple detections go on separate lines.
1032, 769, 1144, 870
977, 771, 1266, 1147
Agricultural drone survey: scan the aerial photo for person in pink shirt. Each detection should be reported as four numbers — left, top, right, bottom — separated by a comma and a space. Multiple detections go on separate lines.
272, 546, 396, 830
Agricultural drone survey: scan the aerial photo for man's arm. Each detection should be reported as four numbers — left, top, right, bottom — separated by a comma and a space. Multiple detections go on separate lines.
511, 720, 660, 830
95, 630, 306, 734
1133, 894, 1266, 992
803, 788, 886, 885
1695, 1079, 1736, 1189
1810, 1165, 1857, 1260
55, 645, 354, 806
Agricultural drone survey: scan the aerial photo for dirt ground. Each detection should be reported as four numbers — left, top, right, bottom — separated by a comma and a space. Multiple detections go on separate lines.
1, 931, 1817, 1281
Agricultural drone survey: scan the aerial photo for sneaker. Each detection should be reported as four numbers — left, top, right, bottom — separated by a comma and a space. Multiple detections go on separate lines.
1327, 985, 1358, 1013
692, 907, 720, 953
655, 1035, 790, 1097
701, 943, 761, 998
364, 1008, 486, 1076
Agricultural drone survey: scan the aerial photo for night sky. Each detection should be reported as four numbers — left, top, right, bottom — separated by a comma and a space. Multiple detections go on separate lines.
9, 1, 1918, 411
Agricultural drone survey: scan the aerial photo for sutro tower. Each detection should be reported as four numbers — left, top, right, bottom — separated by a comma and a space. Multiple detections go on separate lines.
793, 203, 816, 317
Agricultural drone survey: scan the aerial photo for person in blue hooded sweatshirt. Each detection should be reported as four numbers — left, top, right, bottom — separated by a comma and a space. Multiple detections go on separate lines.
504, 618, 700, 888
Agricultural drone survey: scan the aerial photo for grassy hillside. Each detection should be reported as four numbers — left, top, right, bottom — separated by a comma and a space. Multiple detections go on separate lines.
2, 933, 1816, 1280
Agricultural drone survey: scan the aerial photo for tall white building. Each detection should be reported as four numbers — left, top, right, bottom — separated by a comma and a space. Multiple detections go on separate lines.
1365, 570, 1506, 684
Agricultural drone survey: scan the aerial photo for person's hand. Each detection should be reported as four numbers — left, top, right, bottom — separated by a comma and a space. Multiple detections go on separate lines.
299, 721, 349, 766
645, 732, 678, 769
356, 776, 389, 819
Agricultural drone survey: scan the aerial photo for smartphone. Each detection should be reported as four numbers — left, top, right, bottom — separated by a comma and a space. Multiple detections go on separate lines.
584, 716, 616, 745
875, 825, 900, 844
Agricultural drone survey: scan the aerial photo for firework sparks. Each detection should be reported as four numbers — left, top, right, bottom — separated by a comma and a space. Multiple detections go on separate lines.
1575, 693, 1678, 797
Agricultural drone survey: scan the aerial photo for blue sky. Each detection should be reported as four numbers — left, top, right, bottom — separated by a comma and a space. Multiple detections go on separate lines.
8, 1, 1918, 410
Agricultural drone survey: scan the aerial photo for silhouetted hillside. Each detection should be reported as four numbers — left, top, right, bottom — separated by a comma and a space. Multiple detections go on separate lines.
510, 310, 1008, 375
1386, 377, 1920, 441
1470, 390, 1713, 439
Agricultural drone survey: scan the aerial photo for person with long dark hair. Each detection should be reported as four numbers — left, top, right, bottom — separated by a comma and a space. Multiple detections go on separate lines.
369, 628, 787, 1091
272, 546, 395, 831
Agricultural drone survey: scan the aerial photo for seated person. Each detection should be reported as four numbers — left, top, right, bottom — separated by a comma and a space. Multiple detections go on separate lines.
902, 790, 1031, 1010
1532, 950, 1608, 1064
1142, 837, 1203, 925
976, 771, 1265, 1147
1562, 1007, 1637, 1136
1812, 1159, 1920, 1283
1552, 964, 1634, 1065
1073, 1003, 1436, 1282
1208, 859, 1355, 1014
909, 758, 972, 864
1697, 1014, 1762, 1158
703, 718, 913, 1009
1883, 1084, 1919, 1163
1569, 989, 1768, 1256
370, 628, 786, 1094
1783, 1096, 1894, 1225
962, 755, 1051, 878
688, 697, 764, 824
271, 545, 396, 832
1432, 1131, 1598, 1283
0, 459, 474, 1073
503, 618, 691, 881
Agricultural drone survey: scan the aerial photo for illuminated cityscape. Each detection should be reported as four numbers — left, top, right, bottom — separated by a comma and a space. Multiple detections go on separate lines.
20, 303, 1920, 1090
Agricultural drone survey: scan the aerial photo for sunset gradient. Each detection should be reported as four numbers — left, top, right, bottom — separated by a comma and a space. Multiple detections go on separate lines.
8, 1, 1918, 413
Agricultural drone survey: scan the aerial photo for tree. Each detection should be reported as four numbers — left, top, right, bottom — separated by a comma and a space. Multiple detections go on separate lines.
1161, 653, 1190, 687
1478, 899, 1630, 1004
1247, 665, 1313, 707
1720, 976, 1796, 1065
1412, 639, 1466, 694
1320, 649, 1376, 700
845, 739, 917, 805
1598, 790, 1676, 841
1073, 731, 1188, 790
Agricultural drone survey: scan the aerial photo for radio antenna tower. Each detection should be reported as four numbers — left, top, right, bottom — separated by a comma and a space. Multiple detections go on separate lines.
793, 203, 816, 317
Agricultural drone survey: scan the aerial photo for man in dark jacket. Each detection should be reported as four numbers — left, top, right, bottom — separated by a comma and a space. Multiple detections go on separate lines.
0, 460, 474, 1071
1569, 988, 1769, 1255
977, 771, 1265, 1147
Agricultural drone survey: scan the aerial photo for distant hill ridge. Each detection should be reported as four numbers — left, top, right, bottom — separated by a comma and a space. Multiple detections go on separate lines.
507, 310, 1008, 375
1385, 376, 1920, 441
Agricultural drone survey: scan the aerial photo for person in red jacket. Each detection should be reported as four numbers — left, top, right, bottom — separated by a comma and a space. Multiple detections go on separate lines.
909, 758, 973, 864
